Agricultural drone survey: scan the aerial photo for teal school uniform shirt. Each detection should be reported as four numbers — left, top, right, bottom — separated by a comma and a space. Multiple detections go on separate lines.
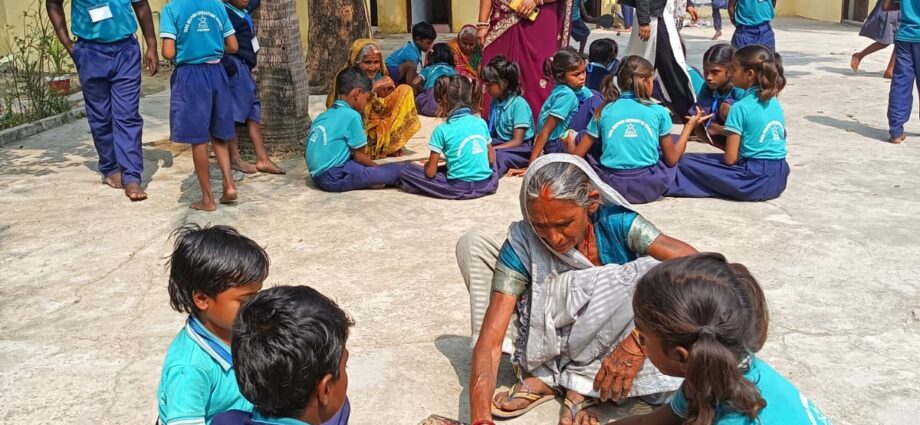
670, 356, 831, 425
587, 92, 672, 169
572, 0, 582, 21
733, 0, 775, 26
537, 85, 592, 140
490, 94, 536, 142
305, 100, 367, 177
71, 0, 141, 43
386, 41, 423, 68
420, 64, 456, 89
688, 67, 705, 96
160, 0, 236, 65
723, 86, 786, 160
157, 317, 253, 425
429, 108, 493, 182
897, 0, 920, 42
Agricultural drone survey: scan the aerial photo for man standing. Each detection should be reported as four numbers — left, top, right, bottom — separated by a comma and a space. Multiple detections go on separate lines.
621, 0, 696, 123
46, 0, 158, 201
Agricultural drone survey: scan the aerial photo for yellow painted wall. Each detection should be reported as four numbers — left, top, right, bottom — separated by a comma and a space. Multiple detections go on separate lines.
451, 2, 478, 31
793, 0, 842, 22
378, 0, 408, 33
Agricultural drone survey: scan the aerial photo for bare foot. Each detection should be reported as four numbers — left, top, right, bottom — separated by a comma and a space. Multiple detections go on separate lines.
219, 188, 238, 204
559, 391, 600, 425
850, 53, 862, 73
711, 31, 722, 40
190, 199, 217, 211
890, 134, 906, 144
255, 160, 286, 174
124, 182, 147, 202
231, 157, 258, 174
103, 171, 123, 189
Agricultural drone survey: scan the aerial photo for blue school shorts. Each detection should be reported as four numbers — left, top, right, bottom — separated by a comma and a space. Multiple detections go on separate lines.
225, 55, 261, 125
169, 63, 235, 144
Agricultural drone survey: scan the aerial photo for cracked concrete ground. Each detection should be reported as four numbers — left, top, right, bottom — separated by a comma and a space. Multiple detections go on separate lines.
1, 18, 919, 425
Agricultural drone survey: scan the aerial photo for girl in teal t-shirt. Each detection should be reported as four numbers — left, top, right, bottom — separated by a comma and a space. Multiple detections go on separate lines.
567, 56, 710, 204
399, 75, 498, 200
481, 55, 536, 176
414, 43, 457, 117
614, 253, 831, 425
667, 45, 790, 201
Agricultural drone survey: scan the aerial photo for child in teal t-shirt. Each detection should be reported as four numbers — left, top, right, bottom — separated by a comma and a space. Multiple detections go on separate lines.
667, 45, 790, 202
414, 43, 457, 117
399, 75, 498, 200
481, 55, 536, 176
568, 55, 709, 204
691, 43, 746, 147
157, 225, 268, 425
617, 253, 831, 425
887, 0, 920, 144
306, 68, 405, 192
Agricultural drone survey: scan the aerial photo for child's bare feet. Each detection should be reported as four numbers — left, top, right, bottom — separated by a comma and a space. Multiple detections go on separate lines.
850, 53, 862, 73
124, 182, 147, 201
711, 31, 722, 40
255, 160, 286, 174
219, 187, 238, 204
890, 134, 906, 144
231, 157, 258, 174
103, 171, 123, 189
190, 198, 217, 211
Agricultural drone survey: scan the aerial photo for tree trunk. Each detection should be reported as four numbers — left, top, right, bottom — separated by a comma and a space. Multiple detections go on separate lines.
306, 0, 372, 95
241, 0, 311, 157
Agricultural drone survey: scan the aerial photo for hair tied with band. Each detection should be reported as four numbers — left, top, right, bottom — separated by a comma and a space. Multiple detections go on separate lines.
697, 325, 717, 338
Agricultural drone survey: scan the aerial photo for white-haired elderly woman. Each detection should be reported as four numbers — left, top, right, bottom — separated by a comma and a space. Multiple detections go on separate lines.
457, 154, 697, 425
447, 25, 482, 81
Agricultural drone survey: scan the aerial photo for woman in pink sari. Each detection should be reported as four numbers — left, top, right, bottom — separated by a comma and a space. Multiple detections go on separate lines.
477, 0, 575, 122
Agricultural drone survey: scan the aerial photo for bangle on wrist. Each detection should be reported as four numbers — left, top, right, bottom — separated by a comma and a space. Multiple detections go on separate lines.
476, 21, 490, 28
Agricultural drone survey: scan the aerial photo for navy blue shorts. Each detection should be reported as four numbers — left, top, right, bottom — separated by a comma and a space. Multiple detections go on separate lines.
572, 19, 591, 43
226, 55, 261, 124
732, 21, 776, 51
169, 63, 235, 144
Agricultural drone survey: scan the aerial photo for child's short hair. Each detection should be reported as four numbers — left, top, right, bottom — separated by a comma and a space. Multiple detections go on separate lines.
434, 75, 482, 118
427, 43, 455, 67
480, 55, 522, 97
543, 47, 585, 83
412, 21, 437, 42
703, 43, 735, 67
734, 45, 786, 101
588, 38, 618, 66
232, 286, 354, 418
633, 253, 769, 425
168, 224, 269, 314
335, 67, 372, 96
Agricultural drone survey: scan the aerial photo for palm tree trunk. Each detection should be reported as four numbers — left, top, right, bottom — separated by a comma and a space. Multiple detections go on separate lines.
241, 0, 311, 157
306, 0, 372, 95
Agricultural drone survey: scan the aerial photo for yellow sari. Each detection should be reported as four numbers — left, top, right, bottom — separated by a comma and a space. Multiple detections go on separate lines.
326, 39, 421, 159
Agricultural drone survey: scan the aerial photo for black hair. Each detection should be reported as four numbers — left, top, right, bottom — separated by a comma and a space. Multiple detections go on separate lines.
412, 21, 437, 42
480, 55, 522, 98
434, 75, 482, 119
167, 224, 269, 314
542, 47, 585, 83
703, 43, 735, 67
427, 43, 455, 67
734, 45, 786, 101
616, 55, 655, 103
233, 286, 354, 419
335, 66, 372, 96
588, 38, 618, 67
633, 253, 769, 425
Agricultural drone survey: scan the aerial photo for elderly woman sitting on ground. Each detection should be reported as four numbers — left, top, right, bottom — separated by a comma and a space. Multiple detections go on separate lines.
456, 154, 698, 425
448, 25, 482, 80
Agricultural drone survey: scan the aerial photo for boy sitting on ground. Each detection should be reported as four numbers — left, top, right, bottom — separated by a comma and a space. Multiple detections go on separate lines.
211, 285, 353, 425
385, 21, 436, 85
157, 225, 268, 425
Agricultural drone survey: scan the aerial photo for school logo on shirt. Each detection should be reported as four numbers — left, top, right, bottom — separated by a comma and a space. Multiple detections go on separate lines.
455, 135, 489, 158
308, 126, 328, 145
607, 119, 655, 140
623, 123, 639, 139
758, 121, 785, 144
182, 11, 223, 34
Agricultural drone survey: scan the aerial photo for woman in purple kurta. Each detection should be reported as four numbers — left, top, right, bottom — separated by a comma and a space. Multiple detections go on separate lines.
477, 0, 575, 122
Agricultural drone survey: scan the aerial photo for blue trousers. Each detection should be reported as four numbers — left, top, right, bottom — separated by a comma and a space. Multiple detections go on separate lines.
712, 5, 723, 31
732, 22, 775, 51
73, 37, 143, 184
665, 154, 789, 201
888, 40, 920, 138
622, 5, 634, 28
312, 160, 404, 192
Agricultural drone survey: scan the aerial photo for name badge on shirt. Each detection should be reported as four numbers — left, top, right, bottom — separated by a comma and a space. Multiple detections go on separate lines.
88, 3, 113, 23
251, 36, 261, 53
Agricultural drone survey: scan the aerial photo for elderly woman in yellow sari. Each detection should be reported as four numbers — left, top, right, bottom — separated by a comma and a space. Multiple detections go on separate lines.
447, 25, 483, 80
326, 39, 421, 158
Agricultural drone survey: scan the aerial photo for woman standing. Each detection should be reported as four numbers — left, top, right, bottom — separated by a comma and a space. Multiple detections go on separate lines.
477, 0, 575, 121
851, 0, 900, 79
326, 39, 421, 158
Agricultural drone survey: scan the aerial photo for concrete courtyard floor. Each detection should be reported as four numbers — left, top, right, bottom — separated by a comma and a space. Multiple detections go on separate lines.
2, 17, 919, 425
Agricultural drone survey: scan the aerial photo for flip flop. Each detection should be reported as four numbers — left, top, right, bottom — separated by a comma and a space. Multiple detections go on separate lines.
562, 397, 600, 423
491, 382, 556, 419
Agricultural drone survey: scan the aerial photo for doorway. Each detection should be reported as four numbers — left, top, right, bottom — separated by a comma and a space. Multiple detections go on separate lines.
406, 0, 451, 33
370, 0, 378, 27
842, 0, 871, 22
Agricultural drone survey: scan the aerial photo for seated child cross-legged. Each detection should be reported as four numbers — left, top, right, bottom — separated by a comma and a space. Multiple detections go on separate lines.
666, 45, 790, 202
211, 286, 353, 425
586, 38, 619, 92
415, 43, 457, 117
567, 56, 710, 204
399, 75, 499, 200
691, 43, 745, 147
481, 56, 536, 176
616, 253, 830, 425
385, 21, 436, 85
157, 225, 268, 425
306, 67, 406, 192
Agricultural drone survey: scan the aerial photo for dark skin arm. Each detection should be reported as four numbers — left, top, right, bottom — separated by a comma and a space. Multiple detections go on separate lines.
469, 292, 518, 423
529, 115, 559, 163
45, 0, 74, 54
661, 108, 713, 167
488, 144, 495, 166
424, 151, 440, 178
580, 2, 596, 24
723, 133, 741, 165
728, 0, 737, 25
224, 34, 239, 54
132, 0, 159, 76
352, 149, 378, 168
161, 38, 176, 60
493, 128, 528, 150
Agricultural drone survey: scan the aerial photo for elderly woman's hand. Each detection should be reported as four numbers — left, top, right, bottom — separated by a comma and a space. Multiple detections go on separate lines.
593, 333, 646, 401
374, 76, 396, 98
